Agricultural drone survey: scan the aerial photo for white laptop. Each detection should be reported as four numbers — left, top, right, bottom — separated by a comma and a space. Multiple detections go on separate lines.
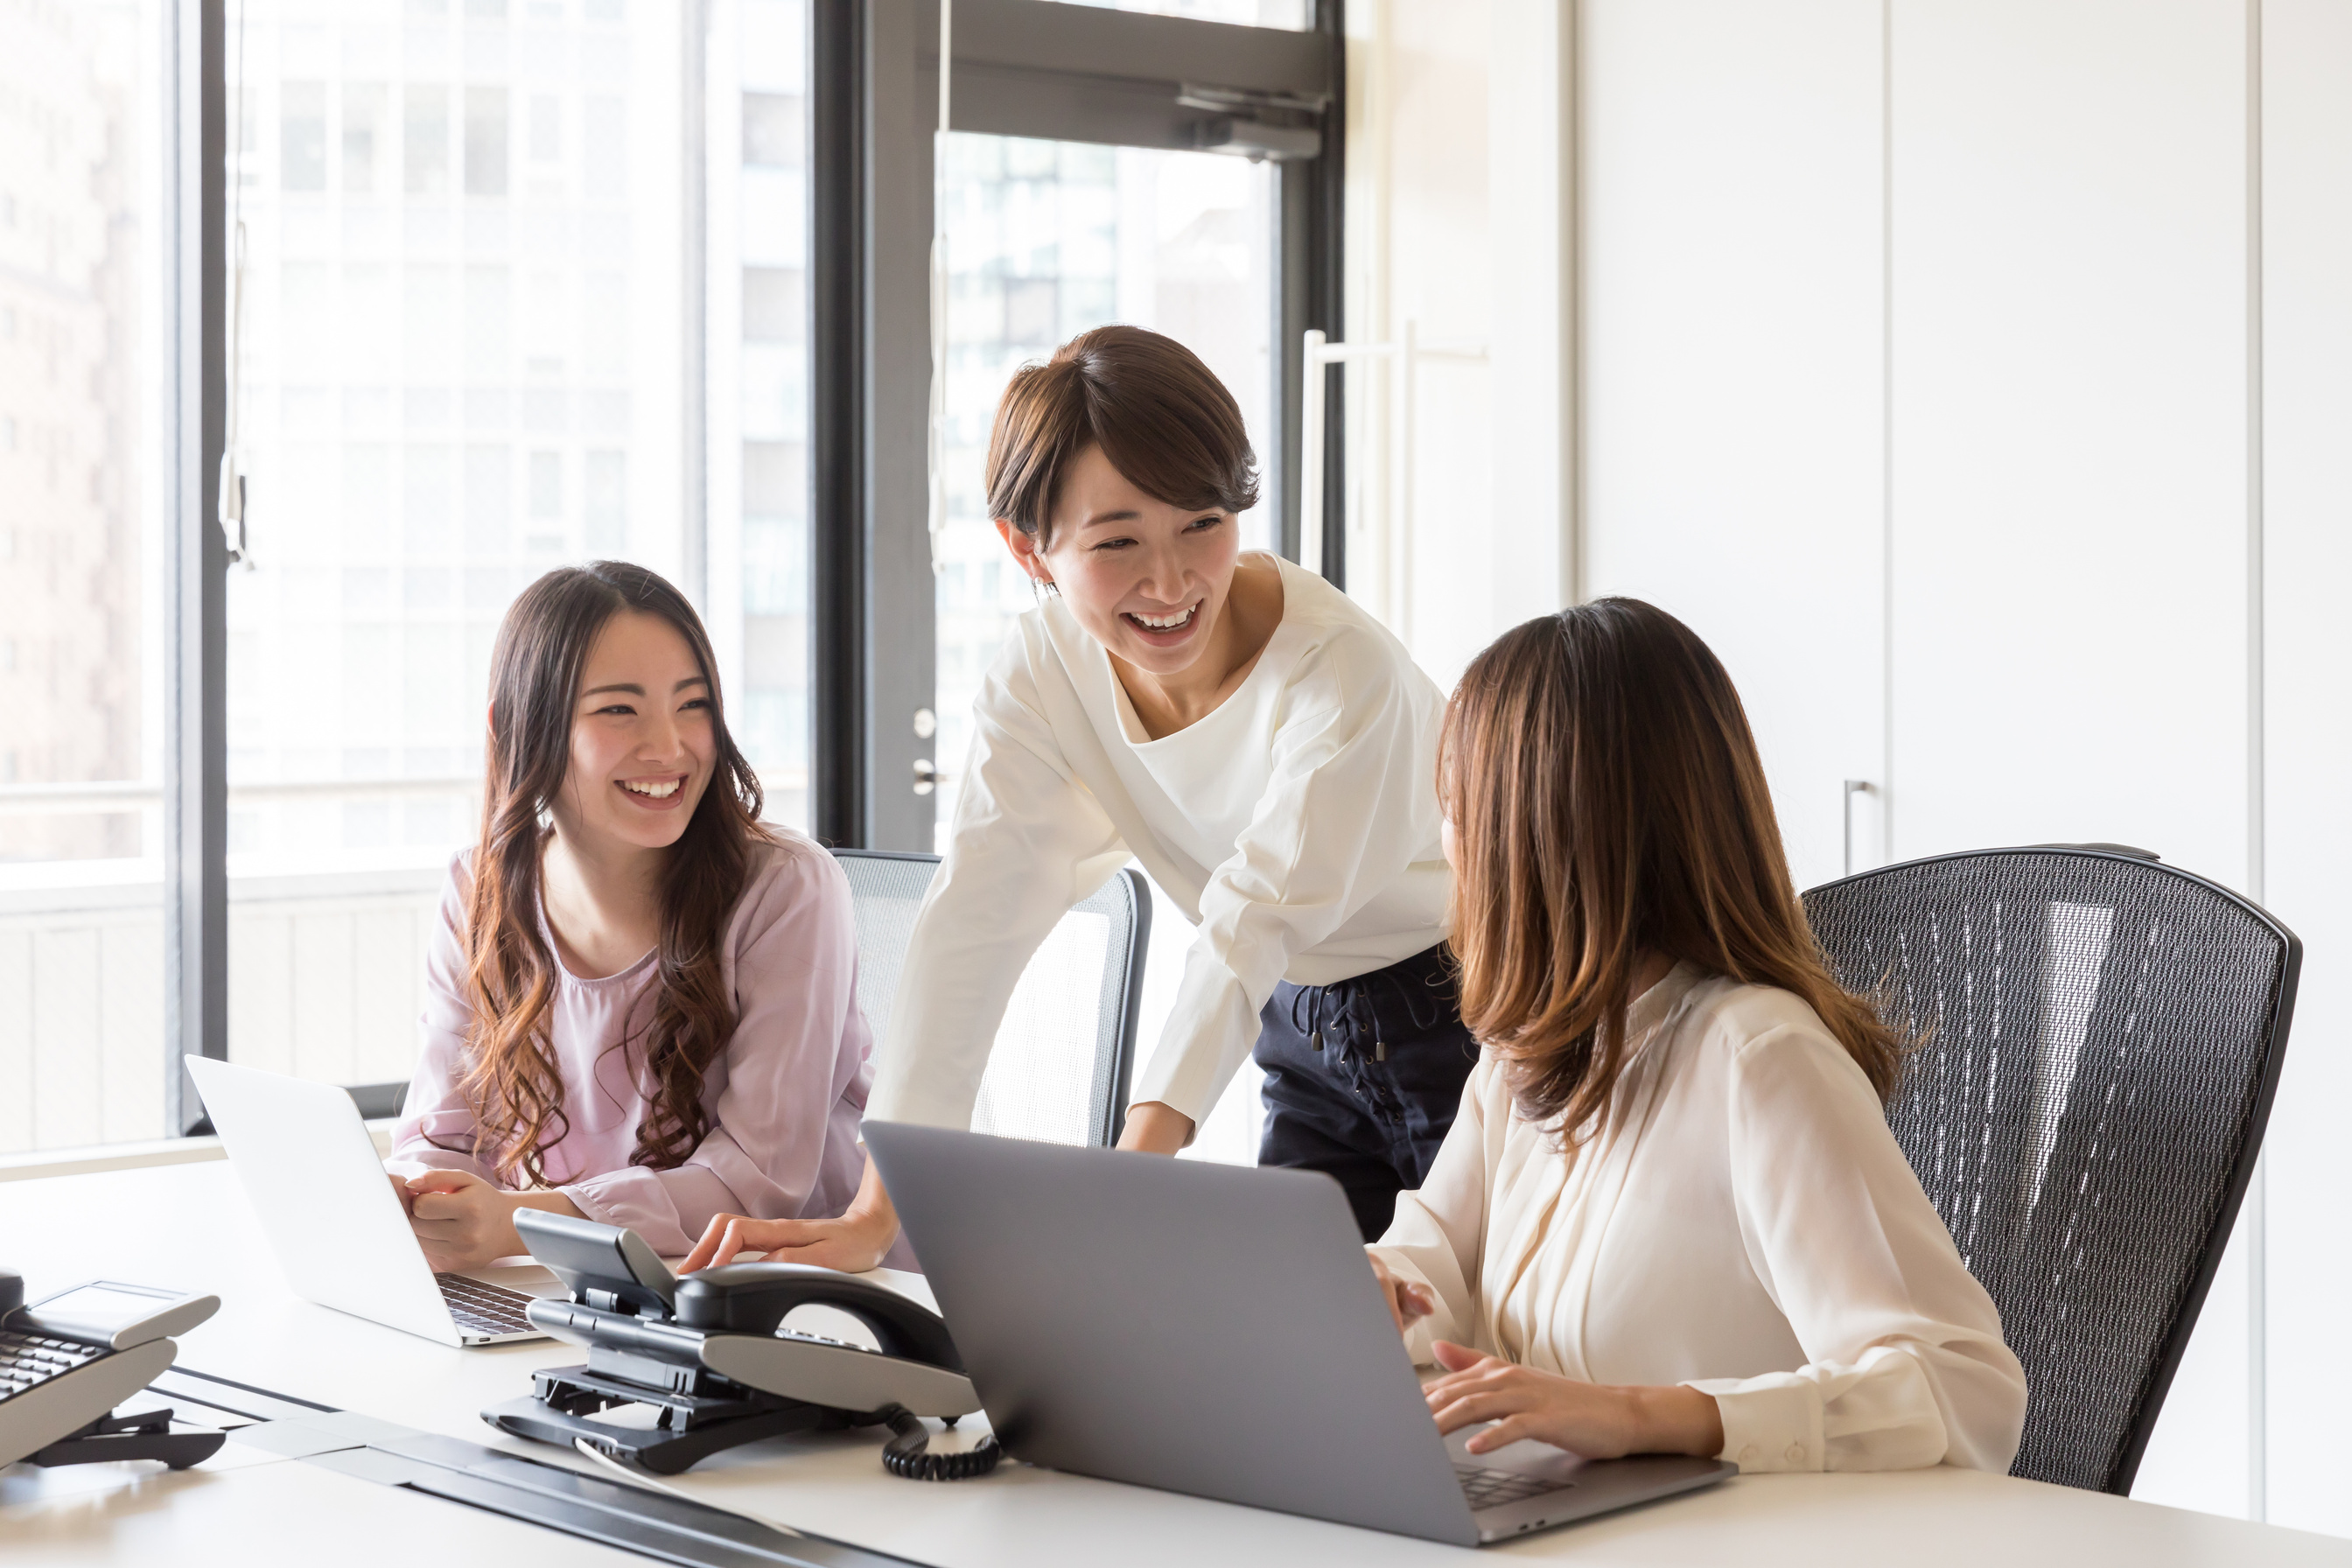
186, 1057, 560, 1347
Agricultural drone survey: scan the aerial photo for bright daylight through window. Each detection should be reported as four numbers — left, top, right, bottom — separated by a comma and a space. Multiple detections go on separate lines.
0, 1, 169, 1152
217, 0, 811, 1100
0, 0, 813, 1149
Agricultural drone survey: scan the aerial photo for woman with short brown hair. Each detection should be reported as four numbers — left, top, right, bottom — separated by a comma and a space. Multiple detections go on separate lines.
1367, 598, 2026, 1474
682, 325, 1475, 1272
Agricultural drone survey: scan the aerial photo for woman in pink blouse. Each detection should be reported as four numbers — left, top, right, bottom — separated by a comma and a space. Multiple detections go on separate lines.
384, 561, 885, 1268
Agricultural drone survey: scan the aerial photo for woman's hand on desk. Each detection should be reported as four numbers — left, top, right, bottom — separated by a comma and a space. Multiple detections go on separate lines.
1422, 1340, 1725, 1461
400, 1171, 583, 1272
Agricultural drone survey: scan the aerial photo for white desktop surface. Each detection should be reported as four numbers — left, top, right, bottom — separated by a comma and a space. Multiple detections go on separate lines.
4, 1160, 2348, 1567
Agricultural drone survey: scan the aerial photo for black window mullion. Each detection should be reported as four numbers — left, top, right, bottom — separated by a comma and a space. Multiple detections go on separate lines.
1310, 0, 1347, 587
812, 0, 869, 848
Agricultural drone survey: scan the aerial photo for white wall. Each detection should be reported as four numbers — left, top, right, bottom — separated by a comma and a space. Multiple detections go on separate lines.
1572, 0, 2348, 1531
2255, 0, 2352, 1537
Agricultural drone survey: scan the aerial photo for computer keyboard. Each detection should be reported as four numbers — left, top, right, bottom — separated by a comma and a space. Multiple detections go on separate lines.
434, 1274, 539, 1336
1456, 1462, 1563, 1509
0, 1326, 106, 1404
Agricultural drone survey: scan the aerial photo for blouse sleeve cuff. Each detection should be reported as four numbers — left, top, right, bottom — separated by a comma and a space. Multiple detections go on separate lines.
1687, 1373, 1826, 1473
561, 1165, 737, 1258
1364, 1246, 1456, 1368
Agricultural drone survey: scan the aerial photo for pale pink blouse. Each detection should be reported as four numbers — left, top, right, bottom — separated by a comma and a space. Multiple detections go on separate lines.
388, 832, 884, 1258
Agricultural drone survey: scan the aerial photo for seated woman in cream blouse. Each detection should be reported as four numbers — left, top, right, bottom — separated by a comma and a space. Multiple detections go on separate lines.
1366, 598, 2027, 1475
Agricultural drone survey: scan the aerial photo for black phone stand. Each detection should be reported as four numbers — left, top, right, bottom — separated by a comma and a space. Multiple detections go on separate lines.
489, 1360, 875, 1476
28, 1408, 226, 1471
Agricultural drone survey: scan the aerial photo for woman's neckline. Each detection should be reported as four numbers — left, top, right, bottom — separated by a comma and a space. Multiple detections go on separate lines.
1104, 552, 1294, 746
534, 892, 660, 984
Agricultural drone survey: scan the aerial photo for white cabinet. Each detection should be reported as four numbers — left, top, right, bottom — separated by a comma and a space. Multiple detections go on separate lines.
1886, 0, 2252, 886
1580, 0, 1887, 894
1576, 0, 2352, 1526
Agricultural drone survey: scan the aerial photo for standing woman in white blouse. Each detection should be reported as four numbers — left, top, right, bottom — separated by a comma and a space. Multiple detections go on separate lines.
679, 325, 1467, 1274
1367, 598, 2027, 1475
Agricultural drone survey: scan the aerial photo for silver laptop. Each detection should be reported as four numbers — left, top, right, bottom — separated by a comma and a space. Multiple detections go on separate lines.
186, 1057, 557, 1347
864, 1122, 1735, 1547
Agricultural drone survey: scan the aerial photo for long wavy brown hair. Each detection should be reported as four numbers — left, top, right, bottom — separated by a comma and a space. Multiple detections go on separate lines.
1440, 598, 1900, 1141
453, 562, 774, 1188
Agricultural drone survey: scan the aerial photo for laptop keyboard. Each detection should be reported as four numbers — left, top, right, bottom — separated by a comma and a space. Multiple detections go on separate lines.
434, 1274, 539, 1336
0, 1327, 105, 1405
1457, 1463, 1564, 1510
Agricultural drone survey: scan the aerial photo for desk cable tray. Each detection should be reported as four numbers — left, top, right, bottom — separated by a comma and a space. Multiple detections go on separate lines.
152, 1367, 936, 1568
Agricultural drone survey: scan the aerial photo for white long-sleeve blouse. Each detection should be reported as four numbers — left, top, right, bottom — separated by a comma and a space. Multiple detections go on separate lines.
1371, 962, 2027, 1475
866, 552, 1451, 1132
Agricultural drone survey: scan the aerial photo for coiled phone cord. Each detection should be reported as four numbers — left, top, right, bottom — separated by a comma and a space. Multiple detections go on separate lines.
878, 1406, 1001, 1481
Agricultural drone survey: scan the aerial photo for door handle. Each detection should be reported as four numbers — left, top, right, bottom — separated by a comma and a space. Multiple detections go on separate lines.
1842, 780, 1875, 878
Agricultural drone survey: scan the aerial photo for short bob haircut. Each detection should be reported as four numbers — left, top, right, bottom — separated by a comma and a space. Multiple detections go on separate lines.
984, 325, 1260, 547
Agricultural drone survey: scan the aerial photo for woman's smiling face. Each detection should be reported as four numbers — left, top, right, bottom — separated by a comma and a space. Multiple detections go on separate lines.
999, 442, 1243, 681
552, 610, 718, 855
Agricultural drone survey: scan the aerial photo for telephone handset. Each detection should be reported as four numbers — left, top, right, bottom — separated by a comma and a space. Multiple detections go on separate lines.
485, 1209, 998, 1479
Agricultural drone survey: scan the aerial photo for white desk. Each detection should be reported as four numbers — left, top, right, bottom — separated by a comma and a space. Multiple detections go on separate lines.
4, 1161, 2348, 1568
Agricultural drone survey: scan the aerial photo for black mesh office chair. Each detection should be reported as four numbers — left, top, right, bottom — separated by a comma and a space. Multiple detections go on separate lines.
831, 850, 1152, 1149
1802, 845, 2299, 1494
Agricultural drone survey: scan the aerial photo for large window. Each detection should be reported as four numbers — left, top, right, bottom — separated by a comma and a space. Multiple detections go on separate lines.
712, 0, 815, 833
219, 0, 696, 1092
0, 0, 169, 1152
208, 0, 816, 1104
0, 0, 1334, 1152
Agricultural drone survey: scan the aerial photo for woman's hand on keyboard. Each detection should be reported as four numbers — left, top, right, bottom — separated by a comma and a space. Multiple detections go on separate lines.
1421, 1340, 1726, 1460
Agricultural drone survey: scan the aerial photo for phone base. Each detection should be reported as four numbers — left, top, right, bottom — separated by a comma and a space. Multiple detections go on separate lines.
485, 1362, 868, 1476
29, 1409, 228, 1471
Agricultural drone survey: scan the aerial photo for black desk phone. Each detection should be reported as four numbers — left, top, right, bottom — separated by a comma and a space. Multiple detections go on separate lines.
0, 1268, 224, 1471
485, 1209, 998, 1479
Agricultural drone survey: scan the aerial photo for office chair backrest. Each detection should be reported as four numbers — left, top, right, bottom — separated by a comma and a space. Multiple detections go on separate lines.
1802, 845, 2298, 1495
830, 850, 1152, 1149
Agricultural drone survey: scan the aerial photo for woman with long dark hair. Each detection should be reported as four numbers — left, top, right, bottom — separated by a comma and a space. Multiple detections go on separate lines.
384, 562, 886, 1270
1366, 598, 2026, 1474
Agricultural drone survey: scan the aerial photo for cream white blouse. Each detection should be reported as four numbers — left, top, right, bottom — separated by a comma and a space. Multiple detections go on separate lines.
868, 553, 1451, 1132
1371, 962, 2027, 1474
